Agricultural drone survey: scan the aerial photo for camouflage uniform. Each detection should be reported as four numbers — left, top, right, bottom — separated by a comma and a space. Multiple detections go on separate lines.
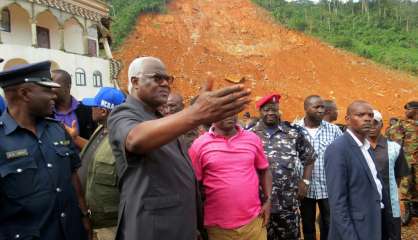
386, 119, 418, 201
251, 121, 316, 240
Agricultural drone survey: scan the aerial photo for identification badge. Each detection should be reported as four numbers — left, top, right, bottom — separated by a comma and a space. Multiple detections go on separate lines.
6, 149, 29, 160
53, 140, 70, 146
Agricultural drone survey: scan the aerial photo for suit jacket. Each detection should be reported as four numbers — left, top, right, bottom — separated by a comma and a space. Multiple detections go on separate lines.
325, 132, 386, 240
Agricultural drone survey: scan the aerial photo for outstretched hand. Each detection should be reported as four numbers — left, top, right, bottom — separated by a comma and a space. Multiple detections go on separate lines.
190, 74, 251, 124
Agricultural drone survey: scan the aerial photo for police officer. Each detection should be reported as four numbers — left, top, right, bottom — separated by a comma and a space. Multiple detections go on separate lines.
0, 61, 91, 240
250, 94, 316, 240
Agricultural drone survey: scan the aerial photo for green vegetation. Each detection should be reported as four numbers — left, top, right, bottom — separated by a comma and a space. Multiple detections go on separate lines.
253, 0, 418, 75
107, 0, 169, 48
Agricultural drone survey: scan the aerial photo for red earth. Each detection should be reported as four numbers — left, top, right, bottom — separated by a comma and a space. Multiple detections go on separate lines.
114, 0, 417, 237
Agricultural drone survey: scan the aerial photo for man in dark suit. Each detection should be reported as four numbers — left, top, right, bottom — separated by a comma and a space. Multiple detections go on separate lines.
325, 100, 386, 240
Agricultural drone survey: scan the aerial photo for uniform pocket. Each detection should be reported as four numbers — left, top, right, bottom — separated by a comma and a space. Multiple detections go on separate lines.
0, 156, 38, 199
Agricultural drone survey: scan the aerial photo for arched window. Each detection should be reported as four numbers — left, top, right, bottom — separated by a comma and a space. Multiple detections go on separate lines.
93, 71, 102, 87
1, 8, 11, 32
75, 68, 86, 86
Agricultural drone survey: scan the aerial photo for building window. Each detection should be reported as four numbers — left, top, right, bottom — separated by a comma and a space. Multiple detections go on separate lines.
75, 68, 86, 86
88, 39, 97, 57
1, 8, 11, 32
93, 71, 102, 87
36, 26, 50, 48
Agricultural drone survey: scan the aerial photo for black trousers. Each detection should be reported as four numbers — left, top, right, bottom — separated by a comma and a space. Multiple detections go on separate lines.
300, 198, 330, 240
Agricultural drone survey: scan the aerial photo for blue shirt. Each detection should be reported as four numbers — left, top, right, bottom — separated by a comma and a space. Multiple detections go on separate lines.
0, 96, 5, 114
0, 112, 87, 240
295, 119, 343, 199
53, 96, 80, 130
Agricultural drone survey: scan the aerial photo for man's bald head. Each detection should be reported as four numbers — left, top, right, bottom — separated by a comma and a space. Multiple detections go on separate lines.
127, 57, 167, 94
346, 100, 372, 116
167, 92, 184, 115
304, 95, 322, 110
345, 100, 374, 138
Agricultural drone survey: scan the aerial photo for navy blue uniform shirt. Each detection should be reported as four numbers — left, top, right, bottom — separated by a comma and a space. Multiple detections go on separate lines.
0, 111, 87, 240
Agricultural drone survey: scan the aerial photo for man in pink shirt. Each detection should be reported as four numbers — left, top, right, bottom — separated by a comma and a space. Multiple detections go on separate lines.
189, 115, 272, 240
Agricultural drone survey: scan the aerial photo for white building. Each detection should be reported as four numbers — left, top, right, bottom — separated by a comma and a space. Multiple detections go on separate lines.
0, 0, 119, 99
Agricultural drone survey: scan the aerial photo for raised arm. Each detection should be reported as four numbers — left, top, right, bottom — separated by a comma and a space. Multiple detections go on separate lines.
125, 84, 250, 154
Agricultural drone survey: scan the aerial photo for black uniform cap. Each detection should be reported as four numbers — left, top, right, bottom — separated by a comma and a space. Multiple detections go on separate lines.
404, 101, 418, 110
0, 61, 60, 88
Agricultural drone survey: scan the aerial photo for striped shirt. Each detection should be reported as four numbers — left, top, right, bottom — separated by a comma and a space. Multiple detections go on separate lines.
296, 119, 343, 199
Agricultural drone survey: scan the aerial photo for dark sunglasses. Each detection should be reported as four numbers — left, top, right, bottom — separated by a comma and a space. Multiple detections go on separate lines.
142, 73, 174, 85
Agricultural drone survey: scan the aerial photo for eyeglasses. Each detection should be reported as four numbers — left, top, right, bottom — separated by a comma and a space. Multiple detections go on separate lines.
141, 73, 174, 85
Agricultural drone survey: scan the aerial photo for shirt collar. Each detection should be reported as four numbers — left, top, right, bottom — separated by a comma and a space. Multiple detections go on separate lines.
254, 120, 286, 134
0, 111, 48, 136
298, 118, 325, 129
54, 96, 79, 115
347, 128, 370, 149
208, 125, 243, 138
126, 95, 162, 117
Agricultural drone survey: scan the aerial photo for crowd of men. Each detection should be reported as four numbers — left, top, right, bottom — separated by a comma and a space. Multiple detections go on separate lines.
0, 57, 416, 240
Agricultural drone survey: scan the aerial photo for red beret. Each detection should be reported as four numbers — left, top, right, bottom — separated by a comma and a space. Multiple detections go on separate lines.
256, 94, 281, 109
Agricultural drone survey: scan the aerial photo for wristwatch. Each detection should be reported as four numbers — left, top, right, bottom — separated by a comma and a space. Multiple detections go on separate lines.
81, 209, 92, 218
302, 179, 311, 186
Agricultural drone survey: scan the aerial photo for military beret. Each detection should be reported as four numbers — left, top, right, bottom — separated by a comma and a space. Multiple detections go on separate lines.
0, 61, 60, 88
404, 101, 418, 110
256, 94, 281, 109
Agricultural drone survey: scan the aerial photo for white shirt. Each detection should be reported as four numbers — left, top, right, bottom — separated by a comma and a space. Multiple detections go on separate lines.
347, 129, 384, 208
305, 127, 319, 138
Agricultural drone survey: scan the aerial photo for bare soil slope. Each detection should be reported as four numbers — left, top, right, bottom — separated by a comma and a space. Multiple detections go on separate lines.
114, 0, 417, 122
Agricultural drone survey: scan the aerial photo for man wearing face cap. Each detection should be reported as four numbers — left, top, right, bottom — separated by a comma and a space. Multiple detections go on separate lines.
369, 110, 409, 240
0, 61, 91, 239
249, 94, 315, 240
107, 56, 250, 240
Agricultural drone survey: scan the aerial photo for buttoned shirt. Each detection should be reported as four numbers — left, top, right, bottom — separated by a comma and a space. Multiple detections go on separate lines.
250, 121, 316, 213
347, 129, 383, 208
108, 96, 199, 240
295, 119, 342, 199
0, 111, 87, 240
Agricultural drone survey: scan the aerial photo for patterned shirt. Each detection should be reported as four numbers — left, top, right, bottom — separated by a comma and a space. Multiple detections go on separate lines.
295, 119, 342, 199
250, 121, 316, 213
386, 119, 418, 166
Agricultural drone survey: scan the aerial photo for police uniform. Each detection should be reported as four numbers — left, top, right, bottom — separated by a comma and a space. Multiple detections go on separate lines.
0, 61, 87, 240
250, 94, 316, 240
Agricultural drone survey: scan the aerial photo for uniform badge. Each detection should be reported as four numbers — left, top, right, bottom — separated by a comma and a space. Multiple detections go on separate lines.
53, 140, 70, 146
6, 149, 29, 160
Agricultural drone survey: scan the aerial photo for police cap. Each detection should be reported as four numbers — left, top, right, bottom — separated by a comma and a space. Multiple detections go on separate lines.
404, 101, 418, 110
0, 61, 60, 88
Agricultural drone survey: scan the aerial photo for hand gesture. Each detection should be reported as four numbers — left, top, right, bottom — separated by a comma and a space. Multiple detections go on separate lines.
190, 75, 251, 124
64, 120, 79, 140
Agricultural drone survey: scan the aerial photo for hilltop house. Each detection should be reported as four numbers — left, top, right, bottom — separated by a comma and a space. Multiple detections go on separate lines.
0, 0, 120, 99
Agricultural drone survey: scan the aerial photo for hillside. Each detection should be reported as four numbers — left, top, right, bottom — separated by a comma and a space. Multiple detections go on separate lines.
113, 0, 417, 123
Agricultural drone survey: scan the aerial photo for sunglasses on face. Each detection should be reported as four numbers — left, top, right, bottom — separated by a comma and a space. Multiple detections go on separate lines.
142, 73, 174, 85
